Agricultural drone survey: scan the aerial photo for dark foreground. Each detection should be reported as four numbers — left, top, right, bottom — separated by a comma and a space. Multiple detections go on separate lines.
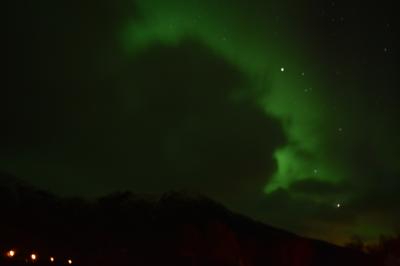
1, 174, 398, 266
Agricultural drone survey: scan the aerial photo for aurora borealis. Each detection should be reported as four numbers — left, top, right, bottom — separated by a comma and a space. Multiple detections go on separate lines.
3, 0, 399, 245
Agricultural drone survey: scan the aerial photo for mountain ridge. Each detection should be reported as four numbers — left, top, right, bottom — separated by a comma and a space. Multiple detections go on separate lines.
0, 171, 375, 265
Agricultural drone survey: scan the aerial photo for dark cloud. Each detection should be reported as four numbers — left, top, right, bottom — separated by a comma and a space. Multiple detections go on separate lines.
314, 133, 400, 231
289, 179, 346, 197
251, 186, 358, 244
255, 173, 400, 242
3, 0, 286, 203
79, 39, 286, 201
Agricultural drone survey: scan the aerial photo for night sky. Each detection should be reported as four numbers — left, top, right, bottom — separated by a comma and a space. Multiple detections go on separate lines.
3, 0, 399, 245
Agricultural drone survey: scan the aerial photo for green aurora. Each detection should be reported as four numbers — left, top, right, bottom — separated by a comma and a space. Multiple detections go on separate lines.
120, 1, 397, 242
121, 0, 333, 189
3, 0, 399, 244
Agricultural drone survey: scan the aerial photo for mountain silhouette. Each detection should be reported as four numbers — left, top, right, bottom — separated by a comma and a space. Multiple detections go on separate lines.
0, 172, 379, 266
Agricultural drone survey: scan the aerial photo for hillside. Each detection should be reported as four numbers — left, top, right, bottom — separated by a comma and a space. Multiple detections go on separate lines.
0, 172, 377, 266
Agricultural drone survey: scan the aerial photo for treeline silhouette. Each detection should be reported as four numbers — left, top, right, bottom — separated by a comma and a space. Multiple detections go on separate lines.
0, 172, 395, 266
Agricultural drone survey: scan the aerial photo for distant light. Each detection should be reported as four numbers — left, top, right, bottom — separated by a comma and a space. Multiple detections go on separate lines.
336, 203, 341, 208
280, 67, 285, 72
50, 257, 55, 262
31, 253, 37, 261
6, 250, 15, 258
68, 259, 73, 264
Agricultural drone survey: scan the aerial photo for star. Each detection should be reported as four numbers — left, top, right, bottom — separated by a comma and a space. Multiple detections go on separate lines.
280, 67, 285, 72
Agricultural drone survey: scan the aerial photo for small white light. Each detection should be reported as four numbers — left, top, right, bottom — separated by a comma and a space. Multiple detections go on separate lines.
50, 257, 55, 262
336, 203, 341, 208
31, 254, 37, 261
280, 67, 285, 72
68, 259, 73, 264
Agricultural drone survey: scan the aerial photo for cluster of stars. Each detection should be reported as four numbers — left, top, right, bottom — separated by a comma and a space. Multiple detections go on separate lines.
279, 67, 314, 93
280, 66, 346, 138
